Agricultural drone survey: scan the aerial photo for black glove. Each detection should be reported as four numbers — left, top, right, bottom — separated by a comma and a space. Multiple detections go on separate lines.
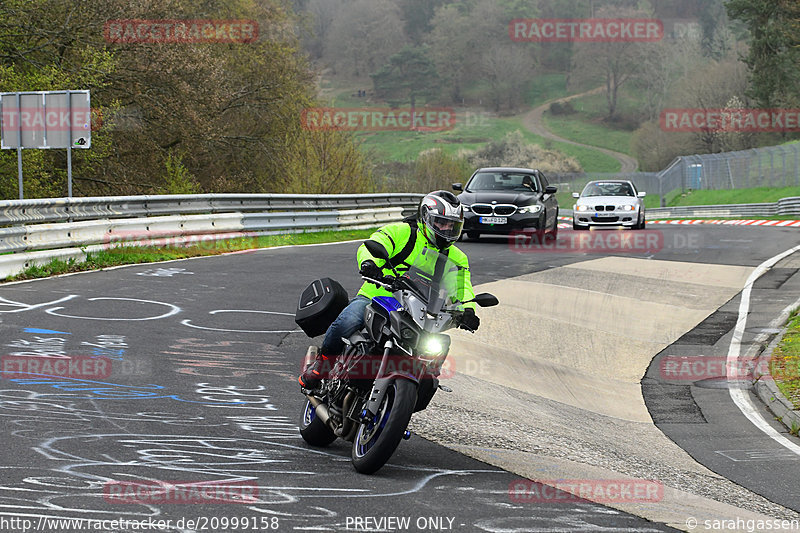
460, 308, 480, 331
359, 260, 382, 280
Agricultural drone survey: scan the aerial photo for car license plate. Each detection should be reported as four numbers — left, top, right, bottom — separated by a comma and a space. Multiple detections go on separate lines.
479, 216, 507, 224
595, 212, 615, 217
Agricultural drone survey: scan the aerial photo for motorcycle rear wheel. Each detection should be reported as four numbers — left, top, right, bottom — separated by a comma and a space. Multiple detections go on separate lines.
351, 379, 416, 474
299, 398, 337, 447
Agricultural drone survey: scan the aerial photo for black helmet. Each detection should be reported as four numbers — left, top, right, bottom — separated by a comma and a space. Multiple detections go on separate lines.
418, 190, 464, 250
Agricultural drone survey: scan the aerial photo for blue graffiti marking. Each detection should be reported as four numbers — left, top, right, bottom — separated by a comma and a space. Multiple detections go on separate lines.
23, 328, 71, 335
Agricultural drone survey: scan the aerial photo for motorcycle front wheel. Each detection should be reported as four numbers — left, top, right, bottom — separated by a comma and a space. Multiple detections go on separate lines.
351, 379, 417, 474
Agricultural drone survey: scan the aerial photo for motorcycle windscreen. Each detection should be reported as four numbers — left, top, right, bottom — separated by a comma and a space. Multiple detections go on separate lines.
400, 246, 464, 315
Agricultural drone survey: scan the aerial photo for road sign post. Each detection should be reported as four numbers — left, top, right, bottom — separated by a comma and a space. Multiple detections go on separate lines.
0, 90, 91, 199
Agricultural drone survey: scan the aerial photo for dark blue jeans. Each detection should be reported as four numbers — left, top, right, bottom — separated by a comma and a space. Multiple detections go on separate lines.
321, 295, 370, 356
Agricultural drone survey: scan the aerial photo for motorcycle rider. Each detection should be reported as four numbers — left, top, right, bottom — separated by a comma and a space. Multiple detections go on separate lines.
299, 190, 481, 390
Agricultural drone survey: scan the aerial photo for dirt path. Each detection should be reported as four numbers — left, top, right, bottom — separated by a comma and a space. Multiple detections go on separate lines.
521, 86, 639, 172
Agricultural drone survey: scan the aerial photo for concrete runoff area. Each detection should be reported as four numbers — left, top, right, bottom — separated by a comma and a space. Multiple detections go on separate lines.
410, 257, 800, 531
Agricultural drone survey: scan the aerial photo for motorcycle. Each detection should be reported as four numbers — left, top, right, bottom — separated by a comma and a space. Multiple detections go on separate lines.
297, 240, 498, 474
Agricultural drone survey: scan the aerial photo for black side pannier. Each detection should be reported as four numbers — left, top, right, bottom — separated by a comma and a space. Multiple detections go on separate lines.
295, 278, 349, 338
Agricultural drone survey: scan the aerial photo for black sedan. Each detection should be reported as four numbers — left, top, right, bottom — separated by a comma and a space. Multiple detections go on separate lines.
452, 167, 559, 241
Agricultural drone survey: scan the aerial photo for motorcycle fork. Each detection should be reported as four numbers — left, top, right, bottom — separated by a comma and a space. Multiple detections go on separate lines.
362, 340, 420, 420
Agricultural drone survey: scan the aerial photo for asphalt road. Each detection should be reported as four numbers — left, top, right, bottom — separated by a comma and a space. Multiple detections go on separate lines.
0, 225, 798, 532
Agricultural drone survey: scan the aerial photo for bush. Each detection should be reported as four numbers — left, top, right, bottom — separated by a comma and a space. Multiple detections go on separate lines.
549, 101, 575, 115
410, 149, 473, 193
464, 131, 582, 173
160, 151, 201, 194
278, 128, 373, 194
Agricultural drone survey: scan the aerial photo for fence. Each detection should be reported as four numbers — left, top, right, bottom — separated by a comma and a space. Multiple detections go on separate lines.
658, 143, 800, 196
551, 142, 800, 203
0, 193, 423, 280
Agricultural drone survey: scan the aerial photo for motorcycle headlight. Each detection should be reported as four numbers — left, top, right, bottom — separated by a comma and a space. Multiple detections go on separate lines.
517, 205, 542, 214
421, 336, 445, 357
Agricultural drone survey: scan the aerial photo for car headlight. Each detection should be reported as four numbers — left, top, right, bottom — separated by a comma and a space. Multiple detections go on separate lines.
620, 205, 636, 211
518, 205, 542, 214
576, 205, 590, 212
462, 205, 471, 213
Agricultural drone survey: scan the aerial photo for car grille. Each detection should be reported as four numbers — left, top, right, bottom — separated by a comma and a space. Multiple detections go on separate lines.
591, 216, 620, 223
470, 204, 517, 216
595, 205, 616, 211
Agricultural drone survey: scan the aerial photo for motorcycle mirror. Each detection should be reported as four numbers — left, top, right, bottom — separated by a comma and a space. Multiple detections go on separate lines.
363, 240, 390, 261
469, 293, 499, 307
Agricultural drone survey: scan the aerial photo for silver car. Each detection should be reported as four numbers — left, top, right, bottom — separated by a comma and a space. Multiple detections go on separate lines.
572, 180, 646, 230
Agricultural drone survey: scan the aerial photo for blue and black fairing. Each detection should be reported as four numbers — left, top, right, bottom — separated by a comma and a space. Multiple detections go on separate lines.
364, 296, 402, 344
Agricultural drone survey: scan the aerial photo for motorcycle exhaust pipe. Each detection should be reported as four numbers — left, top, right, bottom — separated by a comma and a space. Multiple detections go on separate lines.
305, 395, 331, 426
335, 391, 355, 438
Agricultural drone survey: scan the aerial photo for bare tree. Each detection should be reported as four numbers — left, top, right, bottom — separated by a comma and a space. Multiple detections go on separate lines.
303, 0, 344, 60
429, 0, 537, 110
324, 0, 407, 78
637, 41, 690, 122
570, 6, 652, 120
674, 58, 752, 153
428, 4, 471, 103
480, 43, 536, 113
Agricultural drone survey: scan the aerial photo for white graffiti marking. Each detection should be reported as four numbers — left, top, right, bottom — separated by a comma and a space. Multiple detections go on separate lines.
0, 295, 77, 314
181, 309, 300, 334
46, 298, 181, 321
136, 268, 194, 277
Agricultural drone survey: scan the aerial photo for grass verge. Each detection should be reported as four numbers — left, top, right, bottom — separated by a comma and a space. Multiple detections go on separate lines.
361, 116, 621, 172
542, 110, 634, 156
6, 229, 376, 283
770, 310, 800, 410
525, 73, 570, 108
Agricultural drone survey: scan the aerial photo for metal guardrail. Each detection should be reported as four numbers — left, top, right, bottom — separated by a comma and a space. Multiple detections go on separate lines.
0, 193, 423, 279
0, 193, 423, 225
647, 196, 800, 219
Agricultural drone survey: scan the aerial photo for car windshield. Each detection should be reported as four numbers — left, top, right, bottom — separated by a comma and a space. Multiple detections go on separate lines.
581, 182, 635, 197
467, 172, 539, 192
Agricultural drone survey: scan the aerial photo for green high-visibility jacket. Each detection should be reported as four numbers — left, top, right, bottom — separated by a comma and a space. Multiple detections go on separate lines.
356, 221, 477, 311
